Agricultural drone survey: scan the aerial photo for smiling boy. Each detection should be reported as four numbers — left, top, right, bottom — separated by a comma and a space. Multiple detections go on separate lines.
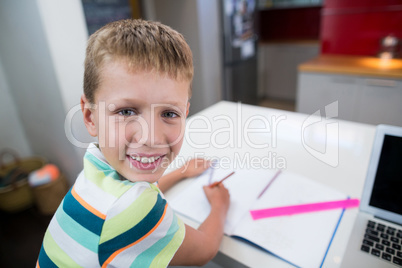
37, 19, 229, 267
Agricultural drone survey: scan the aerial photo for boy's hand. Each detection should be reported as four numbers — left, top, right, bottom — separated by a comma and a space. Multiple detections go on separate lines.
180, 158, 211, 179
158, 158, 211, 193
203, 183, 230, 213
170, 177, 230, 266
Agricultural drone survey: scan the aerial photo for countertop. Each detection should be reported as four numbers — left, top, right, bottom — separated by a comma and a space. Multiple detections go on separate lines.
165, 100, 377, 268
298, 54, 402, 79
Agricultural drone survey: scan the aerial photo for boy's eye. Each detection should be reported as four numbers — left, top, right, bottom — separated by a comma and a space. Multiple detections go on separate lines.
118, 109, 136, 116
162, 111, 179, 118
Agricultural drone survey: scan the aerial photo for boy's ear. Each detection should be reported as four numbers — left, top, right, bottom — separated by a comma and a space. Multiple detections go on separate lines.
186, 102, 190, 117
81, 94, 98, 137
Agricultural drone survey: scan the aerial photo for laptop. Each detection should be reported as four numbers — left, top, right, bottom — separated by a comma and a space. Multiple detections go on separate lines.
341, 124, 402, 267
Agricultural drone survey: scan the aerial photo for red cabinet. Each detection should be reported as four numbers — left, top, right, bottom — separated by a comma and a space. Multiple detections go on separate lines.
320, 0, 402, 57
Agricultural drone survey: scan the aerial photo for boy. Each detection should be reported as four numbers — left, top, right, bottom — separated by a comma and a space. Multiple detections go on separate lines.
37, 19, 230, 267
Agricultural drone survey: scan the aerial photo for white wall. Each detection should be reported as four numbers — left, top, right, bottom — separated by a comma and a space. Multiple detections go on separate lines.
36, 0, 94, 162
0, 57, 32, 158
0, 0, 91, 183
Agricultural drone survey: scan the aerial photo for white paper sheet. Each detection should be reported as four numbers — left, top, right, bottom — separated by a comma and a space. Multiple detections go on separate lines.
232, 171, 346, 268
170, 168, 347, 268
170, 166, 276, 234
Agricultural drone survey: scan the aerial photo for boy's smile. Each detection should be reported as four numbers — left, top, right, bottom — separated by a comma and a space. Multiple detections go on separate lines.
81, 60, 190, 183
128, 153, 165, 171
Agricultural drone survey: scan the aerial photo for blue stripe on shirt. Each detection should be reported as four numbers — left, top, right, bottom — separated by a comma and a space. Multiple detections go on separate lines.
37, 245, 58, 268
85, 152, 122, 182
55, 202, 99, 253
130, 213, 180, 267
98, 194, 167, 266
63, 188, 104, 235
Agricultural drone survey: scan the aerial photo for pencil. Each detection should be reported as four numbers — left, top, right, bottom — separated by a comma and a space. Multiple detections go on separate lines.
209, 171, 235, 187
257, 170, 282, 199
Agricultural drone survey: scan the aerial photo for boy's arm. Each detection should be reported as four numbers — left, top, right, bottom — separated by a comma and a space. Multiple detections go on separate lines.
169, 184, 230, 266
157, 167, 185, 193
158, 158, 210, 192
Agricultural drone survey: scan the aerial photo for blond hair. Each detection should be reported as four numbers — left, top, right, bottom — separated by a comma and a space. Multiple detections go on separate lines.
84, 19, 193, 103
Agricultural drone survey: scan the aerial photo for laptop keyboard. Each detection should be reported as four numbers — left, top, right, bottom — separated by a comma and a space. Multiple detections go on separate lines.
361, 220, 402, 266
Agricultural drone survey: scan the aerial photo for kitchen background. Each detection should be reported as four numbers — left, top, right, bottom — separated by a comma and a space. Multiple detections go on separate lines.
0, 0, 401, 266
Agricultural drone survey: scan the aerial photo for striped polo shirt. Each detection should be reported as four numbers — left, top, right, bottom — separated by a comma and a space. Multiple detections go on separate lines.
37, 143, 185, 267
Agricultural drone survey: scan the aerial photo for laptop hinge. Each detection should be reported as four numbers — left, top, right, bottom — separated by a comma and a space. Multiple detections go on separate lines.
374, 215, 402, 227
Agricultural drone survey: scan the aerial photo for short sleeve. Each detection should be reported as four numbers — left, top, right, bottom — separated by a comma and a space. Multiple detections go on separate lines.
98, 182, 185, 268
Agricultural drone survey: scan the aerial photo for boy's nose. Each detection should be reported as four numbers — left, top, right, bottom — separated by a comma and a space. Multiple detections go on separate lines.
148, 119, 166, 147
130, 115, 165, 147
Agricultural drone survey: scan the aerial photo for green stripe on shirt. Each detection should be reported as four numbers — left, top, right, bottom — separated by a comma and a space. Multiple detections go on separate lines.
99, 186, 158, 244
150, 216, 185, 267
130, 214, 185, 267
43, 229, 82, 267
83, 157, 132, 197
55, 201, 99, 253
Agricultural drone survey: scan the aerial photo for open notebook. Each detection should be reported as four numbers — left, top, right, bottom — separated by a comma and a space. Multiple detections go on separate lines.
170, 167, 347, 268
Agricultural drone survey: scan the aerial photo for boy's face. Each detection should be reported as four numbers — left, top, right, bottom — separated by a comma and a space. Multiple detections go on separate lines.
81, 60, 190, 183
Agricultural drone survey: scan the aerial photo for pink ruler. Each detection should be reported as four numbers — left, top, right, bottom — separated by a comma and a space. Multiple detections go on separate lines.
250, 198, 360, 220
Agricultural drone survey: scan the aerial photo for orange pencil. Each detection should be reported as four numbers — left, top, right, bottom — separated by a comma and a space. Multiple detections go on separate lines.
209, 171, 235, 188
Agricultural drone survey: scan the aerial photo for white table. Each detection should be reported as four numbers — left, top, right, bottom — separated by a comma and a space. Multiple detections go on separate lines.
164, 101, 376, 267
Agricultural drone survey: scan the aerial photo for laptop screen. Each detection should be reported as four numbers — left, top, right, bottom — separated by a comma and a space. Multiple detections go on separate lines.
369, 134, 402, 216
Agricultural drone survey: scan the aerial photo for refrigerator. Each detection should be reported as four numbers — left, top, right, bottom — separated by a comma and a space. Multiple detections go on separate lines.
145, 0, 258, 113
221, 0, 258, 105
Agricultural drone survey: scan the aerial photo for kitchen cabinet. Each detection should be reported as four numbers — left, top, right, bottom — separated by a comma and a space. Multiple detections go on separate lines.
296, 55, 402, 126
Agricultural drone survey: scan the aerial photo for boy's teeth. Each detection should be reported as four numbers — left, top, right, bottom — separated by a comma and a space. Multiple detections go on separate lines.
130, 155, 160, 163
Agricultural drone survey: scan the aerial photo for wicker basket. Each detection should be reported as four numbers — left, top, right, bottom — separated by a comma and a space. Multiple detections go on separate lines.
31, 174, 69, 215
0, 149, 47, 212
